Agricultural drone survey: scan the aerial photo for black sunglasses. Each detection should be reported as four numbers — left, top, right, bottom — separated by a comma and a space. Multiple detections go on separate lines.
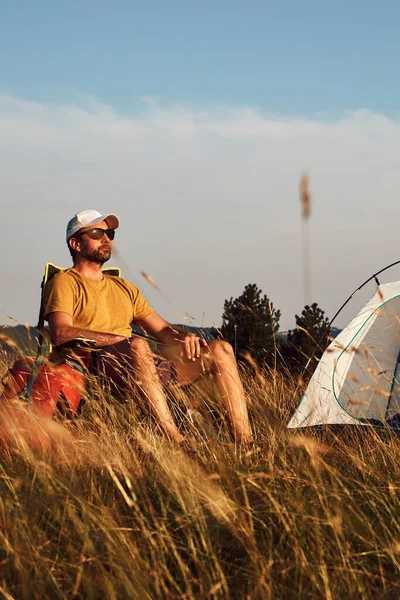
77, 228, 116, 241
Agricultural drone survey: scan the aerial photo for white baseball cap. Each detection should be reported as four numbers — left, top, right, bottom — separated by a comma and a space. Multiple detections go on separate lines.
66, 209, 120, 241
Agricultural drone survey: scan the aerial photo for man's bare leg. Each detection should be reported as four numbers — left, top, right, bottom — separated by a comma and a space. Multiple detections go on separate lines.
96, 338, 184, 443
165, 340, 253, 444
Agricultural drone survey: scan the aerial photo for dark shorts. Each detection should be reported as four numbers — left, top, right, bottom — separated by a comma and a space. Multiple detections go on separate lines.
87, 341, 179, 390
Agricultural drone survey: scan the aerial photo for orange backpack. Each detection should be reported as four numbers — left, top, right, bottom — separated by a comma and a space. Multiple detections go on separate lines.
1, 356, 85, 419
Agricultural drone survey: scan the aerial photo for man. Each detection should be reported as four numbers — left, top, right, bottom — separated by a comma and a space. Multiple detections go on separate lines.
44, 209, 252, 444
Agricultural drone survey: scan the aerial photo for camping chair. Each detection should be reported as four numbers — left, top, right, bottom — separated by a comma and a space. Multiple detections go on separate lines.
0, 263, 121, 422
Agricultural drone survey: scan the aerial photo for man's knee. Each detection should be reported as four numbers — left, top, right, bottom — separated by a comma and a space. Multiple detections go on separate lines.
208, 340, 235, 368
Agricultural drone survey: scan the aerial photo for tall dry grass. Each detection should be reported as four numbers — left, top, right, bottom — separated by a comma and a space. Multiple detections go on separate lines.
0, 352, 399, 599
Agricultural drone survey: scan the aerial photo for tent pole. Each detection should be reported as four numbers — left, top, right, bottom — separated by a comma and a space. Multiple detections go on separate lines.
325, 259, 400, 333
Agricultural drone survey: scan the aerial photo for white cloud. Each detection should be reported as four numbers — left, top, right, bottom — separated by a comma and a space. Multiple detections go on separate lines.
1, 94, 400, 330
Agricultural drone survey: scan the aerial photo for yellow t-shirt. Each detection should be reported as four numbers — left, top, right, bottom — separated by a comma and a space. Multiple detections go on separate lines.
43, 269, 154, 338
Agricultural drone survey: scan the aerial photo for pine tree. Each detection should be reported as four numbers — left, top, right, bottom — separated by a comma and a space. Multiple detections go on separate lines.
221, 283, 281, 366
286, 302, 331, 373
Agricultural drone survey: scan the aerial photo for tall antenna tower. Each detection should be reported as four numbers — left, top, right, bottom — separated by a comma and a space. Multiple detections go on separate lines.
300, 173, 312, 305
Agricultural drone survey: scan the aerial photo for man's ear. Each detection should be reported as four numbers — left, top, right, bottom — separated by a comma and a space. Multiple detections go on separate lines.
69, 237, 81, 253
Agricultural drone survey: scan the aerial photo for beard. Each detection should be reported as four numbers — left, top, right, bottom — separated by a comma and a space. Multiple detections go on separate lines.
80, 242, 111, 265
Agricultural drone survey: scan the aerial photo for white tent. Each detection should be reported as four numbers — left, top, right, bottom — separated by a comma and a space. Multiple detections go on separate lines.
288, 281, 400, 429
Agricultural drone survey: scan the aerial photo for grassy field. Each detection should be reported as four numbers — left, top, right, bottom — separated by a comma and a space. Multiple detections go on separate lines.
0, 349, 399, 599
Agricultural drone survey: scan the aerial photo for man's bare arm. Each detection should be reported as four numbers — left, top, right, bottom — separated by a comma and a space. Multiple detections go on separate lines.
136, 312, 207, 361
47, 312, 125, 347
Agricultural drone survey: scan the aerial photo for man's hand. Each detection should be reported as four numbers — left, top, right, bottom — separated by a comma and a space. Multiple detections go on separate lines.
136, 312, 209, 362
177, 331, 208, 362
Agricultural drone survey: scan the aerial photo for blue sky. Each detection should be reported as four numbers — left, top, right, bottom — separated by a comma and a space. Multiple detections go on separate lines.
2, 1, 400, 114
1, 1, 400, 330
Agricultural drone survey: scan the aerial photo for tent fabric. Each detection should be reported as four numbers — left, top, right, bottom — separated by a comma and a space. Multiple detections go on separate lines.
288, 281, 400, 429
